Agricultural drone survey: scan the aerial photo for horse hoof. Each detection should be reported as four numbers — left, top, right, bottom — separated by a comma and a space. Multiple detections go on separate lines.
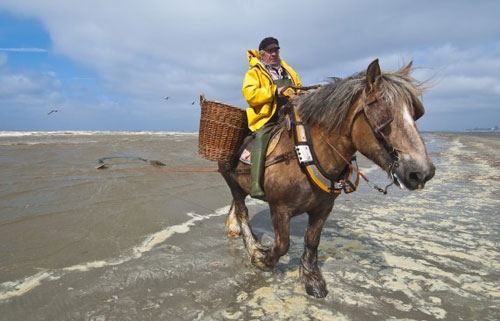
250, 254, 273, 271
305, 284, 328, 298
300, 265, 328, 298
250, 247, 274, 271
226, 230, 241, 238
254, 261, 273, 272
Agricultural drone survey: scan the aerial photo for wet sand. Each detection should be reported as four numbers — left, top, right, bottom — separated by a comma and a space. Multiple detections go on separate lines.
0, 132, 499, 320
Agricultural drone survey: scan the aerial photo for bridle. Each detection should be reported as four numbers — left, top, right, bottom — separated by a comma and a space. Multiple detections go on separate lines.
278, 85, 414, 194
360, 92, 402, 188
322, 92, 403, 194
288, 87, 403, 194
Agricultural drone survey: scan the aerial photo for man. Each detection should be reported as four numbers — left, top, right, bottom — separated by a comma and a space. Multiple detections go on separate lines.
242, 37, 302, 199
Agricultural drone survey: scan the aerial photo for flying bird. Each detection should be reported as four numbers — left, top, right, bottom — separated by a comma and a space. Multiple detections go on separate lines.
164, 96, 169, 100
191, 101, 195, 105
47, 109, 58, 115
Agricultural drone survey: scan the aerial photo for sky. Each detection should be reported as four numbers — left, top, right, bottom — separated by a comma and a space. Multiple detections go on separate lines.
0, 0, 499, 132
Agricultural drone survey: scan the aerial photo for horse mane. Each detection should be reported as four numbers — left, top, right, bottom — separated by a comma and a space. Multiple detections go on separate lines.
293, 64, 427, 132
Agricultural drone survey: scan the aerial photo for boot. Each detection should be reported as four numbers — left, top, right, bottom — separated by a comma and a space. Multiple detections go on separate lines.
250, 125, 273, 199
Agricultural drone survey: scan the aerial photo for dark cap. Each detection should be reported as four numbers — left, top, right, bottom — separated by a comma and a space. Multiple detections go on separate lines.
259, 37, 280, 51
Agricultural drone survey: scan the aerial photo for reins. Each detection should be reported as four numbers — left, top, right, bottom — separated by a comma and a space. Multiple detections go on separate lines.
97, 86, 397, 196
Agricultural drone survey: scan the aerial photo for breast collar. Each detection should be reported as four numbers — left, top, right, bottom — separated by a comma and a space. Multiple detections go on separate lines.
292, 106, 359, 194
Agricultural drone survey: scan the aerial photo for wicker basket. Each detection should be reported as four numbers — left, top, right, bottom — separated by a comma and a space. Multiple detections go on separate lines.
198, 94, 248, 163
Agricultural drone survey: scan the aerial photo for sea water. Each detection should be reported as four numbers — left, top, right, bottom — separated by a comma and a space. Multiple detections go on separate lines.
0, 131, 498, 321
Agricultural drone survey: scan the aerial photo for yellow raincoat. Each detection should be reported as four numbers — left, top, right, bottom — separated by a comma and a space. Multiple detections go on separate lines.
242, 49, 301, 132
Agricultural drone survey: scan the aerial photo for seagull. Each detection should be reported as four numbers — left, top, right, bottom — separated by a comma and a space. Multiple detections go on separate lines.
47, 109, 58, 115
164, 96, 169, 100
191, 101, 195, 105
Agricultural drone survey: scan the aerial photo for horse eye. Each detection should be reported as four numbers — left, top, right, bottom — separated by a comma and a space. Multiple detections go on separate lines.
413, 100, 425, 120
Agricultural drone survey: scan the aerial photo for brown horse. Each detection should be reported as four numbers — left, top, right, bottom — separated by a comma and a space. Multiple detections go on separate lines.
219, 59, 435, 298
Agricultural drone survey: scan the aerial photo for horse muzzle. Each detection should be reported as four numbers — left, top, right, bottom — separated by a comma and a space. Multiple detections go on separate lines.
392, 159, 436, 190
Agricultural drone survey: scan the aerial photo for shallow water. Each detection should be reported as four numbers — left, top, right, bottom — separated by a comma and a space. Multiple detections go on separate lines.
0, 131, 499, 320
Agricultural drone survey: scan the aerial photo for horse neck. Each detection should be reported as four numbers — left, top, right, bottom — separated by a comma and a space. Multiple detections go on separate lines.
308, 124, 356, 177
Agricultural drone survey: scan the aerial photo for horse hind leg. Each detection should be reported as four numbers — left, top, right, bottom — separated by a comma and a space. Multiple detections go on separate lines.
219, 167, 269, 269
225, 201, 241, 237
220, 164, 245, 238
224, 195, 270, 268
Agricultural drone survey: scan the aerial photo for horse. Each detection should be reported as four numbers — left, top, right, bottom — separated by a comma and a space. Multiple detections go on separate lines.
218, 59, 435, 298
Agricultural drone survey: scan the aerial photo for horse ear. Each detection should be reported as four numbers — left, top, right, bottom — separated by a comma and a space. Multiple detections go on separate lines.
366, 59, 381, 93
401, 61, 413, 76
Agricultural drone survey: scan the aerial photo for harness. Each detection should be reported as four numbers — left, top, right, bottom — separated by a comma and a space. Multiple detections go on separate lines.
292, 106, 359, 194
233, 86, 400, 195
289, 89, 402, 195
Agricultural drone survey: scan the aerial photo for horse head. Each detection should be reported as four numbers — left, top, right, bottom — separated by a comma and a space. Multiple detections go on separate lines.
350, 59, 435, 190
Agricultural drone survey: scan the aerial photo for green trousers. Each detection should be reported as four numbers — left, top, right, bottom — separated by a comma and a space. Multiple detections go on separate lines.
250, 122, 274, 199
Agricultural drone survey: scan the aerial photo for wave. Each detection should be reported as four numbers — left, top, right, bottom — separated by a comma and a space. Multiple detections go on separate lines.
0, 206, 231, 302
0, 131, 198, 138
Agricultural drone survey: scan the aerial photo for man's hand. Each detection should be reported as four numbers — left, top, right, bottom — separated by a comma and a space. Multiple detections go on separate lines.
279, 87, 296, 98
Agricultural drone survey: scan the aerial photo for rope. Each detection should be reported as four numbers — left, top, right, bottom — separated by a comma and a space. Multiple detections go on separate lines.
106, 168, 220, 173
95, 156, 219, 173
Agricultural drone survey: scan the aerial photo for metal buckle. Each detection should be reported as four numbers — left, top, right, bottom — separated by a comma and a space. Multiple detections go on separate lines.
295, 145, 313, 163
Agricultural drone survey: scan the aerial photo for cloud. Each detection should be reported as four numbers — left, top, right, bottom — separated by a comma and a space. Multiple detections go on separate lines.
0, 0, 499, 131
0, 47, 47, 52
0, 71, 62, 105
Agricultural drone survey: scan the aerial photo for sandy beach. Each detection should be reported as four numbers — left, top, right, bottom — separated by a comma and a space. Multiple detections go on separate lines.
0, 131, 499, 321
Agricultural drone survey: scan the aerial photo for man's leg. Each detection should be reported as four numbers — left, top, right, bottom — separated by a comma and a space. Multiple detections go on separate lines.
250, 123, 273, 199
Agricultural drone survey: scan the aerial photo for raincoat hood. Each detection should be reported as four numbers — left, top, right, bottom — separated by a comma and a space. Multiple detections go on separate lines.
243, 49, 301, 131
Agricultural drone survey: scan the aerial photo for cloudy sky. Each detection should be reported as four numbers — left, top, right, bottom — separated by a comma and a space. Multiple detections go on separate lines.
1, 0, 499, 132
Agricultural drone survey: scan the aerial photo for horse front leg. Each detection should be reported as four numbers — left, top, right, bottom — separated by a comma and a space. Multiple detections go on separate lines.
300, 206, 332, 298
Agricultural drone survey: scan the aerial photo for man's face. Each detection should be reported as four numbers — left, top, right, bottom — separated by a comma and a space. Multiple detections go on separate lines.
260, 48, 280, 66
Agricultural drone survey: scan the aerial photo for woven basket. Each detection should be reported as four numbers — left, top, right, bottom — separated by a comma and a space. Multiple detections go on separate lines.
198, 94, 247, 163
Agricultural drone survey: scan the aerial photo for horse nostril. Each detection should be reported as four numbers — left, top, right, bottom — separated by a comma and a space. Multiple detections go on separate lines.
408, 171, 428, 189
409, 164, 435, 188
409, 171, 423, 183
